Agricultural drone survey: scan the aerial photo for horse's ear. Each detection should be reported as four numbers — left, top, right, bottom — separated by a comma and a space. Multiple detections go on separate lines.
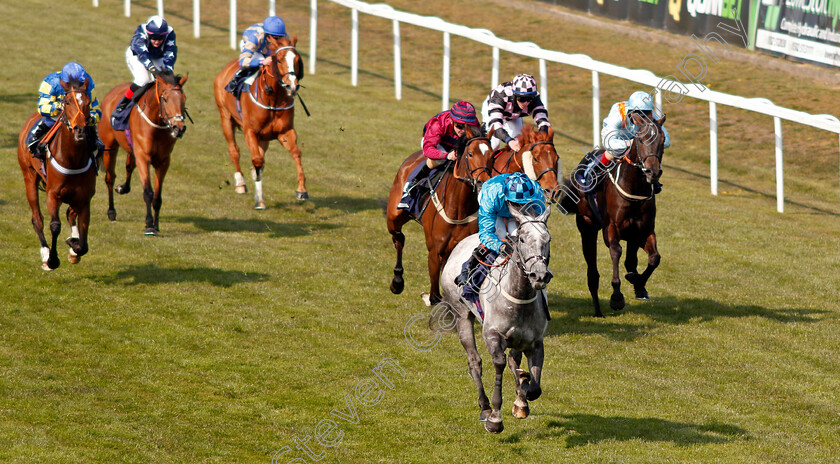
179, 73, 189, 86
295, 52, 304, 81
546, 126, 554, 140
658, 114, 666, 126
59, 79, 70, 92
292, 35, 298, 47
630, 112, 645, 127
80, 78, 89, 92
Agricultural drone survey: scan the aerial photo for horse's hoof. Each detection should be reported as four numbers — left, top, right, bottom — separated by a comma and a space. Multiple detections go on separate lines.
420, 293, 432, 307
47, 257, 60, 270
295, 191, 309, 201
479, 409, 492, 422
390, 276, 404, 294
525, 384, 542, 401
512, 400, 530, 419
115, 184, 130, 195
255, 201, 266, 210
68, 253, 80, 264
144, 227, 158, 236
624, 272, 641, 285
41, 262, 51, 271
484, 418, 504, 434
635, 289, 650, 300
234, 184, 247, 194
107, 209, 116, 221
610, 293, 626, 311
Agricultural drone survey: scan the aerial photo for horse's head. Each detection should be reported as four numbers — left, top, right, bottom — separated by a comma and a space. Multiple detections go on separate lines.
454, 124, 493, 189
267, 36, 303, 97
628, 112, 666, 185
154, 70, 188, 139
519, 125, 561, 203
508, 200, 552, 290
59, 77, 91, 143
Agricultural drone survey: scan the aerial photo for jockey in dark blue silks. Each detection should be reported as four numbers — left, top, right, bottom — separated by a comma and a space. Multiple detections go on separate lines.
26, 62, 103, 174
111, 15, 178, 126
224, 16, 288, 98
573, 90, 671, 193
455, 172, 546, 288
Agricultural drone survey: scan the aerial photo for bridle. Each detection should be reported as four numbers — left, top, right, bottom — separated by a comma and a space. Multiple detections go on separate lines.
251, 46, 299, 111
454, 136, 492, 190
510, 216, 550, 274
139, 77, 187, 137
625, 121, 663, 176
60, 89, 89, 132
525, 140, 558, 182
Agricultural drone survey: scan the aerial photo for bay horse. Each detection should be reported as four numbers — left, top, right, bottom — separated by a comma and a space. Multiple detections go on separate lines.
440, 204, 552, 433
386, 125, 494, 306
17, 77, 96, 270
213, 36, 306, 208
98, 70, 188, 235
561, 113, 666, 317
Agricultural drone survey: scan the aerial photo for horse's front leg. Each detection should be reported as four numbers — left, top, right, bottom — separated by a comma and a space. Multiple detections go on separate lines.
623, 240, 646, 300
151, 158, 171, 234
134, 156, 156, 235
23, 172, 50, 269
278, 128, 308, 200
631, 232, 660, 300
483, 329, 507, 434
525, 340, 544, 402
45, 192, 62, 270
219, 111, 246, 193
104, 145, 119, 220
425, 246, 445, 306
66, 204, 91, 263
507, 350, 531, 419
244, 131, 268, 209
456, 313, 491, 422
606, 225, 625, 311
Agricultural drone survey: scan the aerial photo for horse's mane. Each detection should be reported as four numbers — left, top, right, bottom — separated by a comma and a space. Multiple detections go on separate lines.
156, 69, 182, 86
454, 124, 486, 158
66, 76, 88, 90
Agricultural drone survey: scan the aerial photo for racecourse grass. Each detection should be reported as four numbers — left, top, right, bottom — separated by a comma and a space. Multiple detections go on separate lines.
0, 0, 839, 463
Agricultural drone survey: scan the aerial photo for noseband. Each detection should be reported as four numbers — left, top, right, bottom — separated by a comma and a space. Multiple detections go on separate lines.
511, 218, 550, 274
271, 46, 299, 91
455, 136, 492, 189
626, 124, 663, 175
61, 89, 88, 132
527, 140, 558, 182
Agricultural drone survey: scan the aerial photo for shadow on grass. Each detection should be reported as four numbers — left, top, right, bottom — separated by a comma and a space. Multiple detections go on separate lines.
174, 216, 341, 237
501, 413, 748, 447
545, 294, 830, 341
271, 196, 383, 215
94, 263, 269, 287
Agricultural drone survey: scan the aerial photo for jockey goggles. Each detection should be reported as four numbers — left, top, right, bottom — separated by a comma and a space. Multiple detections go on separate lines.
148, 33, 167, 41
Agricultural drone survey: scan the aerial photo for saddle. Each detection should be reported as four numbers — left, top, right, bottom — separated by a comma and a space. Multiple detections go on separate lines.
459, 248, 500, 321
111, 83, 153, 131
402, 161, 451, 220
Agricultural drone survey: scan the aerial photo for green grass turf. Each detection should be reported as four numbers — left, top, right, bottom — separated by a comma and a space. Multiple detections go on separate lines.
0, 0, 838, 462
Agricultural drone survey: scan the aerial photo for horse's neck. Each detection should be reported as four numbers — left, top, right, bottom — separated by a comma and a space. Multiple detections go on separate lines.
499, 255, 534, 300
440, 170, 478, 211
53, 124, 87, 164
494, 149, 516, 173
138, 86, 162, 122
258, 67, 292, 105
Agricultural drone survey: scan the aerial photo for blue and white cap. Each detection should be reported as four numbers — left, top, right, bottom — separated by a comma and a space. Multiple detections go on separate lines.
263, 16, 287, 37
145, 15, 170, 37
504, 173, 541, 203
627, 91, 654, 112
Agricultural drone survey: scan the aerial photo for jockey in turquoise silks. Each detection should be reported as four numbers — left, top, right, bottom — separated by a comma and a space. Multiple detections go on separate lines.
574, 90, 671, 193
455, 172, 546, 287
26, 62, 103, 171
224, 16, 288, 98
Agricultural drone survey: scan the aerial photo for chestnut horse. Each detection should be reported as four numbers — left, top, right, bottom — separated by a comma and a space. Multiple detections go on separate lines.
386, 125, 494, 305
213, 36, 306, 208
561, 113, 666, 317
98, 70, 188, 235
17, 77, 96, 270
490, 125, 563, 203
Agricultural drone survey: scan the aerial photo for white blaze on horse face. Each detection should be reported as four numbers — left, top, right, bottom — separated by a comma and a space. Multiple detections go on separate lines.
75, 92, 84, 106
521, 151, 537, 180
479, 143, 490, 154
284, 50, 297, 90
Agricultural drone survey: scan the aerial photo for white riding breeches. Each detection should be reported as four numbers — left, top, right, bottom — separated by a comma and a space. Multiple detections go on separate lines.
481, 97, 523, 150
126, 47, 167, 86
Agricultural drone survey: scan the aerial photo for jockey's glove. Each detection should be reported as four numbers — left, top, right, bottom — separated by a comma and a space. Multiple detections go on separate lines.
500, 241, 514, 258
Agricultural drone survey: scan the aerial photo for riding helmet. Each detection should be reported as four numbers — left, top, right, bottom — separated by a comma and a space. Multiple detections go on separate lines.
145, 15, 170, 37
263, 16, 287, 37
504, 173, 541, 203
511, 74, 538, 96
450, 101, 479, 126
60, 62, 88, 84
627, 91, 654, 112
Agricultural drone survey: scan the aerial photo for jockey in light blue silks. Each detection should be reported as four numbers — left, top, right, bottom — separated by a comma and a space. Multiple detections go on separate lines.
111, 15, 177, 126
224, 16, 288, 98
26, 62, 103, 174
574, 90, 671, 193
481, 73, 552, 152
455, 172, 547, 288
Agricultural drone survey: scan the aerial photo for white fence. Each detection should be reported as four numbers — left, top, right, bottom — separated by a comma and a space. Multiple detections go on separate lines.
92, 0, 840, 212
310, 0, 840, 213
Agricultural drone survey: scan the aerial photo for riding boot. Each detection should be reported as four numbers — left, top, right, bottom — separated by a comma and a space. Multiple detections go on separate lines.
397, 163, 432, 210
574, 153, 609, 191
111, 84, 140, 126
86, 125, 105, 173
455, 245, 491, 287
26, 119, 49, 157
225, 67, 257, 98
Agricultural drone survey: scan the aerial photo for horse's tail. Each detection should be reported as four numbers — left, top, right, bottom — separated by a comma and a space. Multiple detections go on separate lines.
555, 177, 581, 215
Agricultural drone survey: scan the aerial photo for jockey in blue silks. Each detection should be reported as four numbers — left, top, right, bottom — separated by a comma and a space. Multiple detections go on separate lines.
574, 90, 671, 193
224, 16, 288, 98
455, 172, 547, 288
26, 62, 103, 172
111, 15, 178, 125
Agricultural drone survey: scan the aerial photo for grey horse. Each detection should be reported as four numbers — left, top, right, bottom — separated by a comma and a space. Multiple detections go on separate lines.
440, 204, 551, 433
